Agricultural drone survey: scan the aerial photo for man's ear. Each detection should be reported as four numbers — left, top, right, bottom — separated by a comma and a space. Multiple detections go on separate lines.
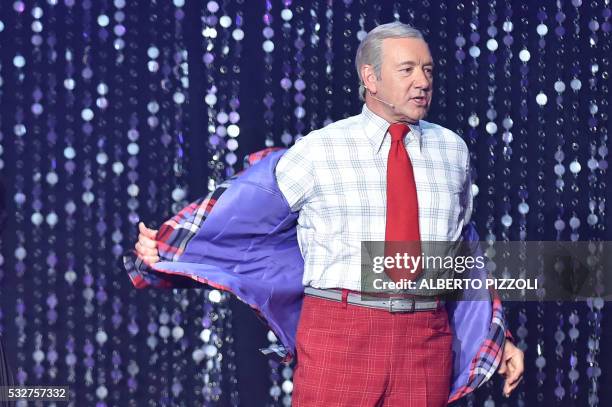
361, 64, 378, 94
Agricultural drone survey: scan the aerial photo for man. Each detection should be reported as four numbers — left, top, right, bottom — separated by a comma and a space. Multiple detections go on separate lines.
134, 22, 523, 406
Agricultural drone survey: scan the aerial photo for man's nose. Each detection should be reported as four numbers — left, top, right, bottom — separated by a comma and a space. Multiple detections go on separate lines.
414, 68, 431, 90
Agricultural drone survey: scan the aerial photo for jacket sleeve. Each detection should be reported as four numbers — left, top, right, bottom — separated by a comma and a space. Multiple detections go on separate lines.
123, 148, 283, 290
446, 222, 509, 403
122, 148, 303, 364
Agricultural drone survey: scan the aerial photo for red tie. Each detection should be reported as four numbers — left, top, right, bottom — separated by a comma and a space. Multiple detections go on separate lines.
384, 123, 422, 283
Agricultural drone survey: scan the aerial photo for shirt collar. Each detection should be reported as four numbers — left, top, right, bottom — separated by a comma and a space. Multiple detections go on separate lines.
361, 104, 422, 154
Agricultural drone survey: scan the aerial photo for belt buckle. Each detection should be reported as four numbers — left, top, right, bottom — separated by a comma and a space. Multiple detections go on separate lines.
388, 297, 415, 313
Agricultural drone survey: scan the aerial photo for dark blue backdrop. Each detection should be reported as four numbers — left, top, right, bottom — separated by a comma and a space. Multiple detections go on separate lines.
0, 0, 610, 406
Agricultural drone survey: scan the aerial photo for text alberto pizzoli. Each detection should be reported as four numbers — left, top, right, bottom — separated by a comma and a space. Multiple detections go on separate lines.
370, 253, 538, 291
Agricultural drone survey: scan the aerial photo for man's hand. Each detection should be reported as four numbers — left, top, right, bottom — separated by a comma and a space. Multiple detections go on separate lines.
135, 222, 159, 266
498, 340, 524, 397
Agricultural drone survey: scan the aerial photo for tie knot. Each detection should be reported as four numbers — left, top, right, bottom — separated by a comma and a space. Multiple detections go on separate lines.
388, 123, 410, 143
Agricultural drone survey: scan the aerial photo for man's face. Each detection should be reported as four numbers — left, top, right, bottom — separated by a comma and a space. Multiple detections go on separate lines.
374, 37, 434, 123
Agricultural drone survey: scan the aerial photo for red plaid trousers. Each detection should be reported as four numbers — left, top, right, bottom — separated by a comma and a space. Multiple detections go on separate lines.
292, 292, 453, 407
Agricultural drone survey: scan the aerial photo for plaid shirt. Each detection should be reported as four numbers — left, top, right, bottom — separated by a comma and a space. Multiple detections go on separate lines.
275, 104, 472, 290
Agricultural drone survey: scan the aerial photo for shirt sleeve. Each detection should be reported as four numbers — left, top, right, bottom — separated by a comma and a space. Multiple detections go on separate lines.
275, 135, 316, 212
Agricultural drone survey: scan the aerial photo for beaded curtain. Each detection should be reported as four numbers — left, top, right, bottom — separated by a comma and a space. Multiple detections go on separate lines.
0, 0, 609, 406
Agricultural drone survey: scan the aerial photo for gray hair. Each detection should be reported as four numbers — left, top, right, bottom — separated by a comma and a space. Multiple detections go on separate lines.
355, 22, 425, 101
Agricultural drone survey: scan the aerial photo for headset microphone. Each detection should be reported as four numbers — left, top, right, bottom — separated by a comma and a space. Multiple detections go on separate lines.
366, 88, 395, 109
